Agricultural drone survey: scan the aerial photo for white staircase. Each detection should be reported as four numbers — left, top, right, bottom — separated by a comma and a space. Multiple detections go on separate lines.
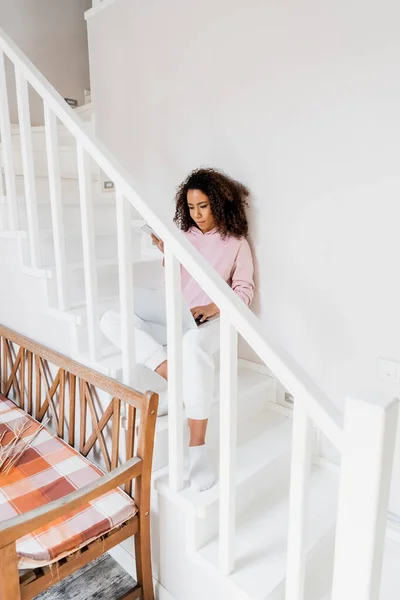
0, 25, 399, 600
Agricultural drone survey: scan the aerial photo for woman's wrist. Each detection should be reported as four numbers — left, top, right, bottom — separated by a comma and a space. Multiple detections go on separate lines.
210, 303, 220, 316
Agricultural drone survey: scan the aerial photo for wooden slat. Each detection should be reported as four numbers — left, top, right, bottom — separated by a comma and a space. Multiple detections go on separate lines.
15, 70, 40, 267
85, 385, 111, 472
68, 373, 76, 447
37, 360, 60, 427
43, 105, 69, 310
35, 355, 41, 420
125, 404, 136, 497
4, 344, 23, 403
27, 350, 33, 415
58, 369, 66, 438
20, 347, 25, 412
82, 399, 113, 457
111, 397, 121, 470
0, 336, 2, 395
79, 379, 87, 454
0, 335, 3, 394
0, 51, 18, 229
1, 337, 7, 395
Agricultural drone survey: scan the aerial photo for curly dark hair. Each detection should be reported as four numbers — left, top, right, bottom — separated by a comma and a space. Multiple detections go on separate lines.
173, 168, 250, 238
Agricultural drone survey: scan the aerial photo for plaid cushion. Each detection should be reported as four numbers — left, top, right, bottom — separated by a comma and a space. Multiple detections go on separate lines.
0, 394, 137, 568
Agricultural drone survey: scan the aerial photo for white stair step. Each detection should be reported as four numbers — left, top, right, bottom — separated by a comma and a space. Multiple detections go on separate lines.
2, 145, 101, 180
198, 465, 339, 600
35, 222, 144, 266
10, 174, 114, 205
154, 408, 291, 516
10, 103, 94, 149
45, 256, 162, 307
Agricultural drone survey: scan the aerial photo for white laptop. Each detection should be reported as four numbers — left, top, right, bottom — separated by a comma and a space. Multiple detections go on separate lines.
133, 287, 205, 331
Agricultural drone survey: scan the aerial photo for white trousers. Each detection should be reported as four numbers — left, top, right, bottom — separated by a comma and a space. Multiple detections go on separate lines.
100, 309, 220, 420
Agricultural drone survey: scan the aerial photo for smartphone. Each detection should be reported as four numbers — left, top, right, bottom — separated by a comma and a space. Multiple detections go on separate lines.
141, 224, 161, 241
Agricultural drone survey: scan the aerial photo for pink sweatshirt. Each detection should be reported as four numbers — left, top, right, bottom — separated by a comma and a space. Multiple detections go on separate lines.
181, 227, 255, 309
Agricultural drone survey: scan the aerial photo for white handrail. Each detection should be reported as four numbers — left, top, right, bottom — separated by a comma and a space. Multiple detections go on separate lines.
0, 26, 343, 451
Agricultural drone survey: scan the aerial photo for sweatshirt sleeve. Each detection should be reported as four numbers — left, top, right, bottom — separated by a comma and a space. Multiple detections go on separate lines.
231, 239, 255, 306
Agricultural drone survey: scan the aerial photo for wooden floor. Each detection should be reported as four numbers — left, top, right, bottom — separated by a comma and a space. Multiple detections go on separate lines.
35, 554, 136, 600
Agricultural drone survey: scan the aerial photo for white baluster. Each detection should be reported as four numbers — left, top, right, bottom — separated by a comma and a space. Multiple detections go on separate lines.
219, 312, 238, 575
15, 70, 40, 267
164, 245, 184, 492
76, 142, 100, 361
44, 105, 69, 310
0, 51, 18, 229
331, 395, 399, 600
285, 402, 313, 600
116, 189, 135, 386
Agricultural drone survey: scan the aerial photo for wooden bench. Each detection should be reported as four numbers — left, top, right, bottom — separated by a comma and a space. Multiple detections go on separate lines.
0, 325, 158, 600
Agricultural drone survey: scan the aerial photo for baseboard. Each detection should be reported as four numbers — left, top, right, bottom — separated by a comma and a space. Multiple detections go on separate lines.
108, 545, 176, 600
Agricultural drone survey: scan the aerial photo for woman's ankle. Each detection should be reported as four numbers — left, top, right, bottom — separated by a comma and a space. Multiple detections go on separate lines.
155, 360, 168, 380
188, 418, 208, 447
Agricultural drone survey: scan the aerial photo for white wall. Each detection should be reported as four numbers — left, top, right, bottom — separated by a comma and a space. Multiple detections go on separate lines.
0, 0, 91, 124
87, 0, 400, 514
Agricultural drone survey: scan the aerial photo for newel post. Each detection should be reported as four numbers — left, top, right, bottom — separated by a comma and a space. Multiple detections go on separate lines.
331, 394, 399, 600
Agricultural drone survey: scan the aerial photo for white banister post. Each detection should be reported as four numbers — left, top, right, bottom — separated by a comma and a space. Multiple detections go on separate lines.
15, 70, 40, 267
44, 105, 69, 310
0, 51, 18, 229
331, 395, 399, 600
164, 245, 184, 492
219, 311, 238, 575
285, 402, 313, 600
76, 142, 101, 361
116, 189, 135, 387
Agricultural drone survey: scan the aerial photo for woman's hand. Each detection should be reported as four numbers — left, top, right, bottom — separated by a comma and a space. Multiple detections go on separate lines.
190, 303, 220, 323
151, 234, 164, 254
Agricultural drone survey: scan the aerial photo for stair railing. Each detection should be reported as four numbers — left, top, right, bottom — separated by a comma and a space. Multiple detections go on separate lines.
0, 27, 397, 597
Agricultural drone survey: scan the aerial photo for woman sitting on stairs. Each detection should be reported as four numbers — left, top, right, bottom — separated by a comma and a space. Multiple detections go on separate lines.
101, 167, 254, 492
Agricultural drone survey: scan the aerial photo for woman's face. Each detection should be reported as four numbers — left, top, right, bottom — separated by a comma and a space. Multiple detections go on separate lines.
187, 189, 216, 233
